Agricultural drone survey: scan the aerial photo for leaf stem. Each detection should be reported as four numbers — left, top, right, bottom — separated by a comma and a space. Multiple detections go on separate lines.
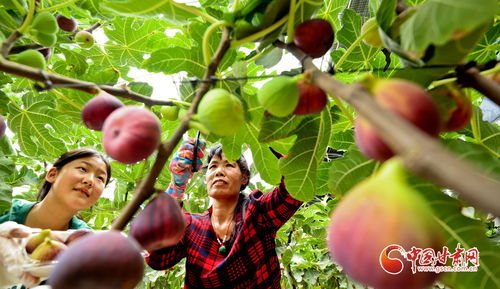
171, 1, 218, 24
231, 15, 289, 48
203, 21, 233, 65
335, 24, 375, 70
37, 0, 78, 12
286, 0, 297, 44
18, 0, 36, 34
330, 93, 354, 125
11, 0, 26, 15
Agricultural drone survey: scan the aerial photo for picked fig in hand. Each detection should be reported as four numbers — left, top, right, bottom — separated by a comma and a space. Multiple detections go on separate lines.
30, 238, 67, 262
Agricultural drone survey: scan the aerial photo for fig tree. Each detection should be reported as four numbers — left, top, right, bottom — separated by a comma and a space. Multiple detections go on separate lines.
361, 18, 383, 47
161, 105, 180, 121
75, 31, 95, 49
9, 50, 46, 70
49, 231, 144, 289
82, 92, 124, 131
257, 76, 299, 117
31, 12, 58, 34
130, 192, 186, 250
327, 159, 444, 289
56, 14, 78, 32
293, 79, 328, 115
198, 88, 245, 136
294, 19, 334, 58
430, 85, 472, 132
355, 78, 441, 162
102, 106, 162, 164
0, 115, 6, 138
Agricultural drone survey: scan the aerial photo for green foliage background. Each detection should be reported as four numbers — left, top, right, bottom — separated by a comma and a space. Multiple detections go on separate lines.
0, 0, 499, 288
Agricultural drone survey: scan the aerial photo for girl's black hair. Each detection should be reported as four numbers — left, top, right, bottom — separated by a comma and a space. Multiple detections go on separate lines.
205, 144, 250, 191
36, 148, 111, 201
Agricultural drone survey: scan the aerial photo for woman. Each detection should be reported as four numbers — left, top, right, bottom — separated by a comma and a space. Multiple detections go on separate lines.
0, 148, 112, 288
147, 141, 303, 288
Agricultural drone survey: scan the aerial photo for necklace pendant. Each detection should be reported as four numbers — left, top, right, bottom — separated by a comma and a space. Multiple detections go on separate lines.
219, 245, 227, 254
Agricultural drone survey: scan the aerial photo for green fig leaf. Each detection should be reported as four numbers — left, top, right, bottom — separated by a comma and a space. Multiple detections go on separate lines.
328, 147, 376, 196
0, 182, 13, 216
415, 182, 500, 289
280, 108, 332, 201
101, 0, 200, 24
400, 0, 497, 56
258, 114, 307, 143
468, 21, 500, 63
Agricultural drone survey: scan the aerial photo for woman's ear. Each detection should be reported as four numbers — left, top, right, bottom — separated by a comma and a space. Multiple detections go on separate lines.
241, 173, 249, 187
45, 167, 59, 183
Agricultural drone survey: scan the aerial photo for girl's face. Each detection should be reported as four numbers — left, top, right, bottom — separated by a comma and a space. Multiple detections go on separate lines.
206, 153, 248, 199
46, 156, 108, 211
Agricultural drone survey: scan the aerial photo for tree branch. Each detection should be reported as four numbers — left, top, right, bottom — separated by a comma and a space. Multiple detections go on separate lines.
274, 41, 500, 217
110, 28, 232, 231
0, 57, 175, 106
456, 66, 500, 107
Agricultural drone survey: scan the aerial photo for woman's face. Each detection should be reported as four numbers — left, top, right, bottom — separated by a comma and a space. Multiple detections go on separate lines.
206, 153, 248, 199
46, 156, 108, 211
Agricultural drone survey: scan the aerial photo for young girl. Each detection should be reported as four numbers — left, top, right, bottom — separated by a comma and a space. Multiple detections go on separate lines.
0, 148, 111, 288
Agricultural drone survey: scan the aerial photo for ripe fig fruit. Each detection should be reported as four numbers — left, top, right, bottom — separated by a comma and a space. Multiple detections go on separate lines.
0, 115, 6, 138
31, 12, 58, 34
9, 50, 46, 70
430, 85, 472, 132
361, 18, 383, 47
130, 192, 186, 250
355, 78, 441, 162
327, 159, 443, 289
293, 79, 328, 115
56, 14, 78, 32
25, 229, 51, 254
75, 31, 95, 49
258, 76, 299, 117
160, 105, 180, 121
198, 88, 245, 136
37, 47, 52, 60
49, 231, 144, 289
30, 238, 67, 262
293, 19, 334, 58
81, 92, 124, 131
102, 106, 161, 164
64, 229, 94, 246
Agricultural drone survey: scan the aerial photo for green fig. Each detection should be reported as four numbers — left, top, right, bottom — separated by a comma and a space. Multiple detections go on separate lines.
75, 31, 95, 49
327, 159, 444, 289
30, 238, 67, 262
33, 31, 57, 47
31, 12, 58, 34
160, 106, 180, 121
9, 50, 47, 70
198, 88, 245, 136
257, 76, 299, 117
25, 229, 51, 254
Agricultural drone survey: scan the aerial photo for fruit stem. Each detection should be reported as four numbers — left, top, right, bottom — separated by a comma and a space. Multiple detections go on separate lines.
171, 100, 192, 108
18, 0, 36, 35
171, 1, 218, 24
330, 93, 354, 125
335, 23, 377, 70
231, 14, 289, 48
232, 0, 240, 13
286, 0, 297, 44
202, 21, 234, 65
37, 0, 78, 13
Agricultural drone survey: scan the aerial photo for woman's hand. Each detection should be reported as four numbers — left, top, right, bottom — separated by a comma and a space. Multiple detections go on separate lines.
0, 222, 41, 288
166, 137, 206, 198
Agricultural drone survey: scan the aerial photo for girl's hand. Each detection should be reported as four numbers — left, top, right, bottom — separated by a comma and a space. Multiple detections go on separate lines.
166, 137, 206, 198
0, 222, 41, 288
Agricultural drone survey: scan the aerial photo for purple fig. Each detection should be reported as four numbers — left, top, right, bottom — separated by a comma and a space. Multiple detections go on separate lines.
81, 91, 124, 131
130, 192, 186, 251
327, 159, 444, 289
64, 229, 94, 246
49, 231, 144, 289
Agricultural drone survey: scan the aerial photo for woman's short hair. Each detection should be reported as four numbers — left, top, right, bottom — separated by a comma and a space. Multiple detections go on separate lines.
37, 148, 111, 201
205, 144, 250, 191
